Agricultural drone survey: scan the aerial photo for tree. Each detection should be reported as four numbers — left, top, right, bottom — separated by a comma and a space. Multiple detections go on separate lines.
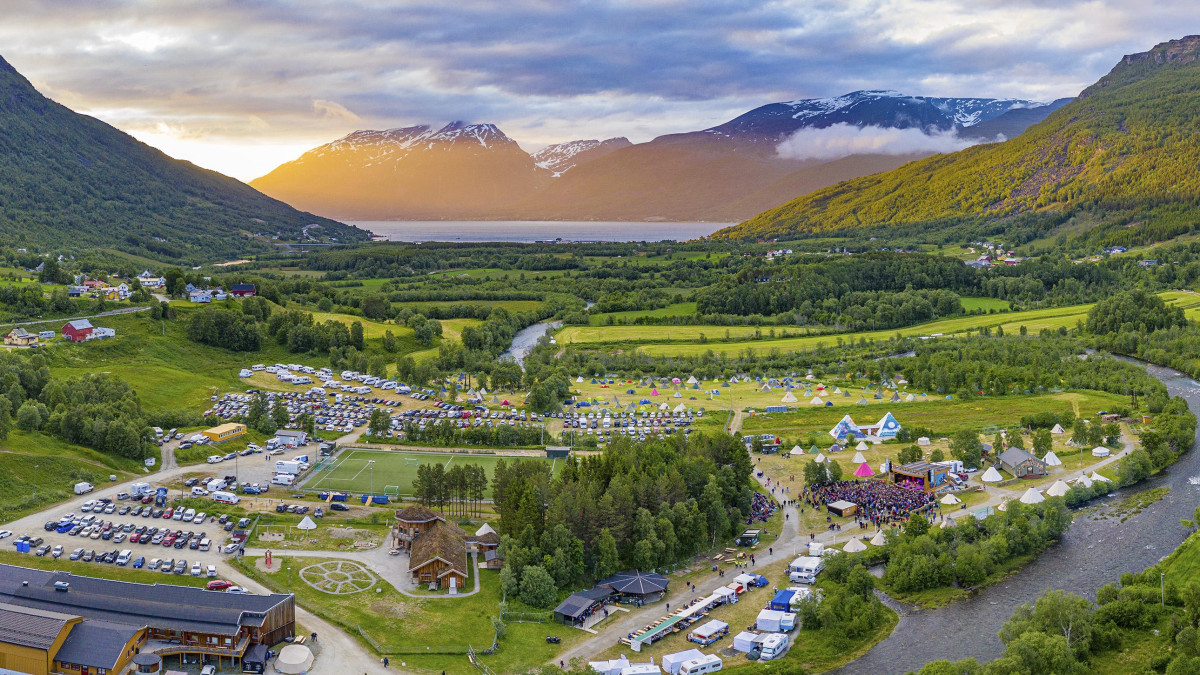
518, 565, 558, 608
1000, 590, 1095, 657
1032, 428, 1052, 455
15, 399, 45, 431
350, 322, 364, 350
595, 528, 620, 579
0, 395, 12, 441
929, 448, 945, 463
898, 445, 922, 464
950, 430, 983, 469
39, 258, 63, 284
804, 459, 830, 487
368, 409, 391, 438
381, 330, 399, 353
827, 459, 843, 482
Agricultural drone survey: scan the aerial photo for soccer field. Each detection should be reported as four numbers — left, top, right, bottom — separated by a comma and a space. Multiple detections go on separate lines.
302, 448, 557, 498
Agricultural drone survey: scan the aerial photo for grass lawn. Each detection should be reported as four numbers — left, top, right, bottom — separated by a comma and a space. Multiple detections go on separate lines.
0, 549, 211, 587
302, 447, 560, 498
0, 430, 151, 522
173, 429, 273, 466
1160, 529, 1200, 587
233, 554, 584, 674
960, 297, 1012, 312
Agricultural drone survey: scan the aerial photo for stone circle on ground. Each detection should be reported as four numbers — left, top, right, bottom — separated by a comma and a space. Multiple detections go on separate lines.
299, 560, 377, 594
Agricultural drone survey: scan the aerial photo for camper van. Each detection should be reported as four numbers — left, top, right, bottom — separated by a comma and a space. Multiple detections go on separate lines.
788, 556, 824, 584
210, 491, 240, 505
758, 634, 789, 661
679, 655, 723, 675
271, 474, 296, 486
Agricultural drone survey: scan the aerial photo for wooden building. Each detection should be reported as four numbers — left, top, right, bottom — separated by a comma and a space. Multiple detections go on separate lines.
393, 504, 445, 551
891, 461, 950, 492
998, 447, 1048, 479
3, 328, 37, 347
0, 564, 294, 672
409, 521, 468, 590
202, 422, 247, 443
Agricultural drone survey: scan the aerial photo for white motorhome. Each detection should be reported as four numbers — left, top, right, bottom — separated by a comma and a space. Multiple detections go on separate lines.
679, 656, 723, 675
788, 556, 824, 584
759, 633, 789, 660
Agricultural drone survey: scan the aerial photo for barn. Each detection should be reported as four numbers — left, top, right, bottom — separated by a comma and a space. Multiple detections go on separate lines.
61, 320, 94, 342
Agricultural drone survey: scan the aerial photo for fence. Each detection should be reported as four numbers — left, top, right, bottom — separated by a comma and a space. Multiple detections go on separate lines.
499, 610, 553, 624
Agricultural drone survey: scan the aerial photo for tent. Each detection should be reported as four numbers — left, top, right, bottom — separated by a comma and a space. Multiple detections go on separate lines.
790, 445, 804, 456
904, 394, 915, 402
663, 649, 705, 675
940, 493, 961, 505
1074, 475, 1094, 489
851, 451, 867, 464
857, 397, 869, 405
843, 537, 868, 553
1019, 487, 1045, 504
686, 376, 698, 384
275, 645, 315, 675
810, 396, 824, 405
1050, 423, 1065, 434
781, 391, 798, 403
1091, 472, 1112, 483
854, 462, 875, 478
813, 453, 827, 464
671, 377, 682, 384
673, 403, 687, 413
475, 523, 497, 537
1046, 480, 1070, 497
870, 531, 887, 546
1043, 451, 1062, 466
297, 515, 317, 531
1092, 446, 1111, 458
981, 466, 1003, 483
673, 391, 682, 398
834, 387, 843, 394
598, 570, 670, 597
855, 441, 869, 451
650, 389, 660, 396
576, 376, 584, 383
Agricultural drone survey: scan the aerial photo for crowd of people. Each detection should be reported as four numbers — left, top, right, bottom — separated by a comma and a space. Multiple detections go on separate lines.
747, 491, 778, 524
803, 479, 938, 529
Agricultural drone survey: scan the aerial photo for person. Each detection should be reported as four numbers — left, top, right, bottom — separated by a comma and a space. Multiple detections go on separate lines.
382, 657, 389, 668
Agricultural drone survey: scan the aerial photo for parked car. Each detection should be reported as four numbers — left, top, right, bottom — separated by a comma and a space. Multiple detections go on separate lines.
69, 548, 84, 561
132, 556, 146, 569
330, 503, 349, 512
35, 545, 50, 556
51, 545, 63, 558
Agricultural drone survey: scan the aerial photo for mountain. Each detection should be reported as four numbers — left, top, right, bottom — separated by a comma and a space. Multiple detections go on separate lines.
531, 138, 631, 176
253, 92, 1065, 222
714, 35, 1200, 246
251, 121, 547, 220
0, 54, 363, 261
959, 98, 1073, 140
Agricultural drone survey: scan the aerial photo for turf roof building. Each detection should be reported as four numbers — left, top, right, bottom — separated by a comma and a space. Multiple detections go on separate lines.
408, 521, 469, 590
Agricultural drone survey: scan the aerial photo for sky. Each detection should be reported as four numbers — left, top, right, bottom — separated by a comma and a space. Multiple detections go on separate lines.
2, 0, 1196, 181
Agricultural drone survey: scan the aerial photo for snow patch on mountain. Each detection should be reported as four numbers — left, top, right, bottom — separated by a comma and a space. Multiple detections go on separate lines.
531, 137, 629, 176
297, 122, 517, 167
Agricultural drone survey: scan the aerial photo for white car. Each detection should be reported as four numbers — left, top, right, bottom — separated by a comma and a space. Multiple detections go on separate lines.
0, 530, 11, 540
191, 561, 203, 576
226, 586, 249, 594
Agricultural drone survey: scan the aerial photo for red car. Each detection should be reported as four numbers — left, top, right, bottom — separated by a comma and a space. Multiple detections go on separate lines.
162, 508, 174, 519
206, 579, 233, 591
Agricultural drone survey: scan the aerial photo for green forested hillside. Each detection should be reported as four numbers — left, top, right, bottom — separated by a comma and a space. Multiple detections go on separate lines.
716, 36, 1200, 248
0, 55, 366, 261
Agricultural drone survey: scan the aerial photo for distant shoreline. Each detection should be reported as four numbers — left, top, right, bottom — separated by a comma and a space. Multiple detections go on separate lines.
348, 220, 731, 243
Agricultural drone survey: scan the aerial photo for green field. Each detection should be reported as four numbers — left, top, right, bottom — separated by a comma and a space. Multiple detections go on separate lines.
588, 302, 698, 325
615, 291, 1200, 357
396, 299, 544, 313
960, 296, 1012, 312
303, 448, 558, 497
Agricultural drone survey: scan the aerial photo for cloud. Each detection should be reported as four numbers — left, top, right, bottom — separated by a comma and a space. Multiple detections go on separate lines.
775, 123, 981, 161
312, 100, 359, 122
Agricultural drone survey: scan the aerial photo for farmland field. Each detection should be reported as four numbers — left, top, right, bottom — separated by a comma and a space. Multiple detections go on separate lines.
960, 296, 1012, 312
303, 447, 558, 497
587, 302, 698, 325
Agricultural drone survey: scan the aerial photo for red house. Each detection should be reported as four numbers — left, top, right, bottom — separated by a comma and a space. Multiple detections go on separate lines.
230, 283, 256, 297
62, 319, 94, 342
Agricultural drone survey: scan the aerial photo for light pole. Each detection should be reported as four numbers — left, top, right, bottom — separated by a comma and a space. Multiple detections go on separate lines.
1161, 572, 1165, 607
33, 464, 37, 499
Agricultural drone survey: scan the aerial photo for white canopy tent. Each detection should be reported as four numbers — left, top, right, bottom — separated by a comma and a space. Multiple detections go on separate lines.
1019, 487, 1045, 504
1074, 475, 1094, 489
297, 515, 317, 531
1092, 446, 1111, 458
1090, 472, 1112, 483
813, 453, 827, 464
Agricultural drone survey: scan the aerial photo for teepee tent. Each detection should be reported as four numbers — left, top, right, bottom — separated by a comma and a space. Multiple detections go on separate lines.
1074, 475, 1094, 489
1050, 423, 1065, 434
475, 523, 497, 537
854, 462, 875, 478
1018, 487, 1045, 504
851, 451, 867, 464
981, 466, 1003, 483
1046, 480, 1070, 497
834, 387, 843, 394
813, 453, 827, 464
1043, 451, 1062, 466
870, 531, 887, 546
810, 396, 824, 405
781, 391, 798, 403
940, 493, 961, 505
297, 515, 317, 531
791, 445, 803, 456
686, 376, 698, 384
855, 441, 869, 451
1090, 472, 1112, 483
843, 537, 868, 553
673, 403, 687, 413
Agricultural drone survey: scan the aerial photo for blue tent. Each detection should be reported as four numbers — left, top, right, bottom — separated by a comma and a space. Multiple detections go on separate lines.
627, 389, 637, 394
769, 590, 796, 611
640, 399, 652, 404
825, 401, 834, 406
577, 401, 591, 407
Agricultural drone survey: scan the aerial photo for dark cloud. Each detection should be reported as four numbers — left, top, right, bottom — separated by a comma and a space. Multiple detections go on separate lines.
1, 0, 1196, 178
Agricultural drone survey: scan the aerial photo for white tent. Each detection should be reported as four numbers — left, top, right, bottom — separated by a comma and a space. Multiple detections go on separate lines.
810, 396, 824, 405
870, 531, 887, 546
939, 493, 961, 505
475, 523, 497, 537
1050, 423, 1065, 434
917, 437, 931, 446
686, 376, 698, 384
576, 376, 584, 383
1046, 480, 1070, 497
781, 391, 798, 403
275, 644, 315, 674
1074, 475, 1094, 489
297, 515, 317, 531
1043, 451, 1062, 466
842, 537, 868, 553
1090, 472, 1112, 483
904, 394, 915, 402
981, 466, 1003, 483
791, 445, 803, 455
855, 441, 869, 451
997, 501, 1008, 512
673, 391, 682, 398
813, 453, 827, 463
673, 403, 687, 413
1018, 487, 1045, 504
659, 402, 669, 410
1092, 446, 1111, 458
834, 387, 843, 394
851, 451, 867, 464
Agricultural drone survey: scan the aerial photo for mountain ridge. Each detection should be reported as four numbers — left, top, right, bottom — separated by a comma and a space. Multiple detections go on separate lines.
712, 36, 1200, 248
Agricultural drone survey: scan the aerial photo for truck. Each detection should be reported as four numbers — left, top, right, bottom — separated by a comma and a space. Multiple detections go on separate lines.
274, 460, 302, 475
129, 482, 153, 497
73, 482, 93, 495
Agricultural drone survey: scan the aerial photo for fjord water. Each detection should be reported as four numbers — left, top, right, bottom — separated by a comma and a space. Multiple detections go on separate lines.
841, 361, 1200, 673
351, 220, 729, 243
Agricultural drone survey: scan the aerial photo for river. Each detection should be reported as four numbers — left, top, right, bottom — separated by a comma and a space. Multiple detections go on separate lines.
839, 361, 1200, 673
500, 320, 561, 365
348, 220, 729, 243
